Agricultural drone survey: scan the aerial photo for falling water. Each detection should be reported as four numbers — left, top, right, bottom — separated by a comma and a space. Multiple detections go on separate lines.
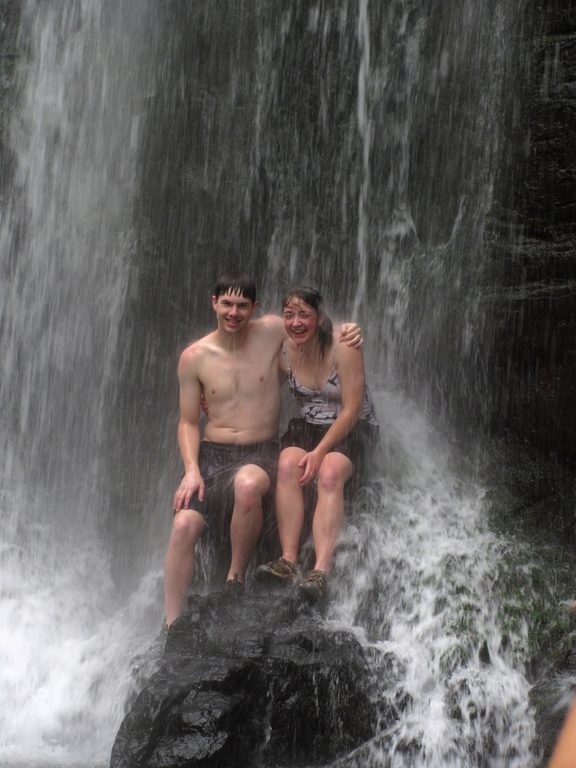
0, 3, 162, 765
353, 0, 371, 319
330, 395, 537, 766
258, 1, 543, 766
0, 1, 568, 767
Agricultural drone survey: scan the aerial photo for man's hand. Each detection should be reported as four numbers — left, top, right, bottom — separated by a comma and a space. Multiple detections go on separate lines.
298, 448, 326, 486
340, 322, 363, 348
173, 469, 205, 512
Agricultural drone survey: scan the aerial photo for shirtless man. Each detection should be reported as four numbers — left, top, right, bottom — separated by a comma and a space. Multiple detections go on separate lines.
163, 272, 360, 626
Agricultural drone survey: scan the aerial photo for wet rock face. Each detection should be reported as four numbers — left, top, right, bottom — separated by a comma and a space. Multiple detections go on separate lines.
110, 589, 375, 768
489, 0, 576, 476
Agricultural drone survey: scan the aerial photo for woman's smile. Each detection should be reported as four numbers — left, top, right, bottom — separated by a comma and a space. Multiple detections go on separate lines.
283, 299, 317, 344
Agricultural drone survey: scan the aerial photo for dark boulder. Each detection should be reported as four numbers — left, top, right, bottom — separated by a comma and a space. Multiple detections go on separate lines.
110, 587, 376, 768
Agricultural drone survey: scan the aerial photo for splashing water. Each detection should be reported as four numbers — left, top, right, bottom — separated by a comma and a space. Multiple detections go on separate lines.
329, 391, 538, 766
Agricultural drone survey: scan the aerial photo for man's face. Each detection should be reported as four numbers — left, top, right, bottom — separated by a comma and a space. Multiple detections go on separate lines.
211, 289, 256, 333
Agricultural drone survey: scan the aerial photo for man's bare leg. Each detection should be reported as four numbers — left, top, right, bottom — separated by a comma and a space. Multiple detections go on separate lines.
164, 508, 205, 625
227, 465, 270, 582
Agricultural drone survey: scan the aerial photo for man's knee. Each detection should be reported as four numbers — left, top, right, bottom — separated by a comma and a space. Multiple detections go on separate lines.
171, 509, 205, 546
233, 465, 270, 507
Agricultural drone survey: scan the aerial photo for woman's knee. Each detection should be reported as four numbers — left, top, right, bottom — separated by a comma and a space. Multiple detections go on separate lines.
277, 447, 305, 484
317, 454, 352, 493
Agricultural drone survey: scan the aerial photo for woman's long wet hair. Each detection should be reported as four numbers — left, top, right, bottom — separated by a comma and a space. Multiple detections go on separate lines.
282, 286, 333, 358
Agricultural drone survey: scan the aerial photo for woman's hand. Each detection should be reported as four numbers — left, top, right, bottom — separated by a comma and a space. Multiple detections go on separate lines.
339, 322, 363, 348
298, 447, 327, 486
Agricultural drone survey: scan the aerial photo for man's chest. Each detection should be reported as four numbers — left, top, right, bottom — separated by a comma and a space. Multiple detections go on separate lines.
201, 351, 277, 401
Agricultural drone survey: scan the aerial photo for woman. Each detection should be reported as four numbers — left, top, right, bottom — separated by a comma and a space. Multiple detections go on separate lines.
256, 287, 379, 602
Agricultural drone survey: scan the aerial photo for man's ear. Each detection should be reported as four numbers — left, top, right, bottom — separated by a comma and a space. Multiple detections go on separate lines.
211, 295, 218, 309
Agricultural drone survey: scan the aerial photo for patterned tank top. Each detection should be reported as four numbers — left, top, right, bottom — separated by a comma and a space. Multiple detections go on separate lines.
284, 344, 378, 427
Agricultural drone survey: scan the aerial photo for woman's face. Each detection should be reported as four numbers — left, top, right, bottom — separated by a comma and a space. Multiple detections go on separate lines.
282, 297, 318, 346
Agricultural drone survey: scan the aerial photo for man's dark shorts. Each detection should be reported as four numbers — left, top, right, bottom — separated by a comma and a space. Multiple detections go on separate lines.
187, 440, 279, 525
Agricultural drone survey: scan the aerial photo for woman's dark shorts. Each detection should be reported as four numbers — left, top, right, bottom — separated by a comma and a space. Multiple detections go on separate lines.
187, 439, 279, 525
281, 418, 380, 490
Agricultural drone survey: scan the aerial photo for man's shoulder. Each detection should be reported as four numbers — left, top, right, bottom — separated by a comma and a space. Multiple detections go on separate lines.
179, 332, 218, 366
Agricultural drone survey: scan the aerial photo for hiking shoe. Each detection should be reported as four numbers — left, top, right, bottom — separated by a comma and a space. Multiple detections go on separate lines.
255, 557, 300, 584
298, 569, 328, 603
225, 574, 244, 594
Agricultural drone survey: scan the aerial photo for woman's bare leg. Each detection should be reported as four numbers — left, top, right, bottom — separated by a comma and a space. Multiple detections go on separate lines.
275, 446, 307, 564
311, 452, 353, 572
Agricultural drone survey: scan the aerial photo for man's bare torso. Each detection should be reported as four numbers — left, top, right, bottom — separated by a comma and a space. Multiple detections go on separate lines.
188, 315, 284, 445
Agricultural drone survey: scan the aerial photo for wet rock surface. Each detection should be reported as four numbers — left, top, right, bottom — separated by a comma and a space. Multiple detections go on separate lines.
488, 0, 576, 476
110, 587, 376, 768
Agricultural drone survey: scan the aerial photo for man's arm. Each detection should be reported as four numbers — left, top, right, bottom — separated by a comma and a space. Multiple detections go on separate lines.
257, 313, 363, 348
172, 346, 205, 512
339, 322, 363, 347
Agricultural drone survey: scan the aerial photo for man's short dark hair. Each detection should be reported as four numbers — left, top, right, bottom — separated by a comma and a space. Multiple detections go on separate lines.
213, 271, 256, 303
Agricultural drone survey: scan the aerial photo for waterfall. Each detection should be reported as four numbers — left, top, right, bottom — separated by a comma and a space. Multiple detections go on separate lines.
0, 1, 564, 766
330, 396, 537, 766
0, 3, 162, 765
257, 1, 541, 766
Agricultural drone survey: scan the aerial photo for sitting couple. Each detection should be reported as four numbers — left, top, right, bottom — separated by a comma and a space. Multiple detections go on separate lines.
164, 271, 379, 626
